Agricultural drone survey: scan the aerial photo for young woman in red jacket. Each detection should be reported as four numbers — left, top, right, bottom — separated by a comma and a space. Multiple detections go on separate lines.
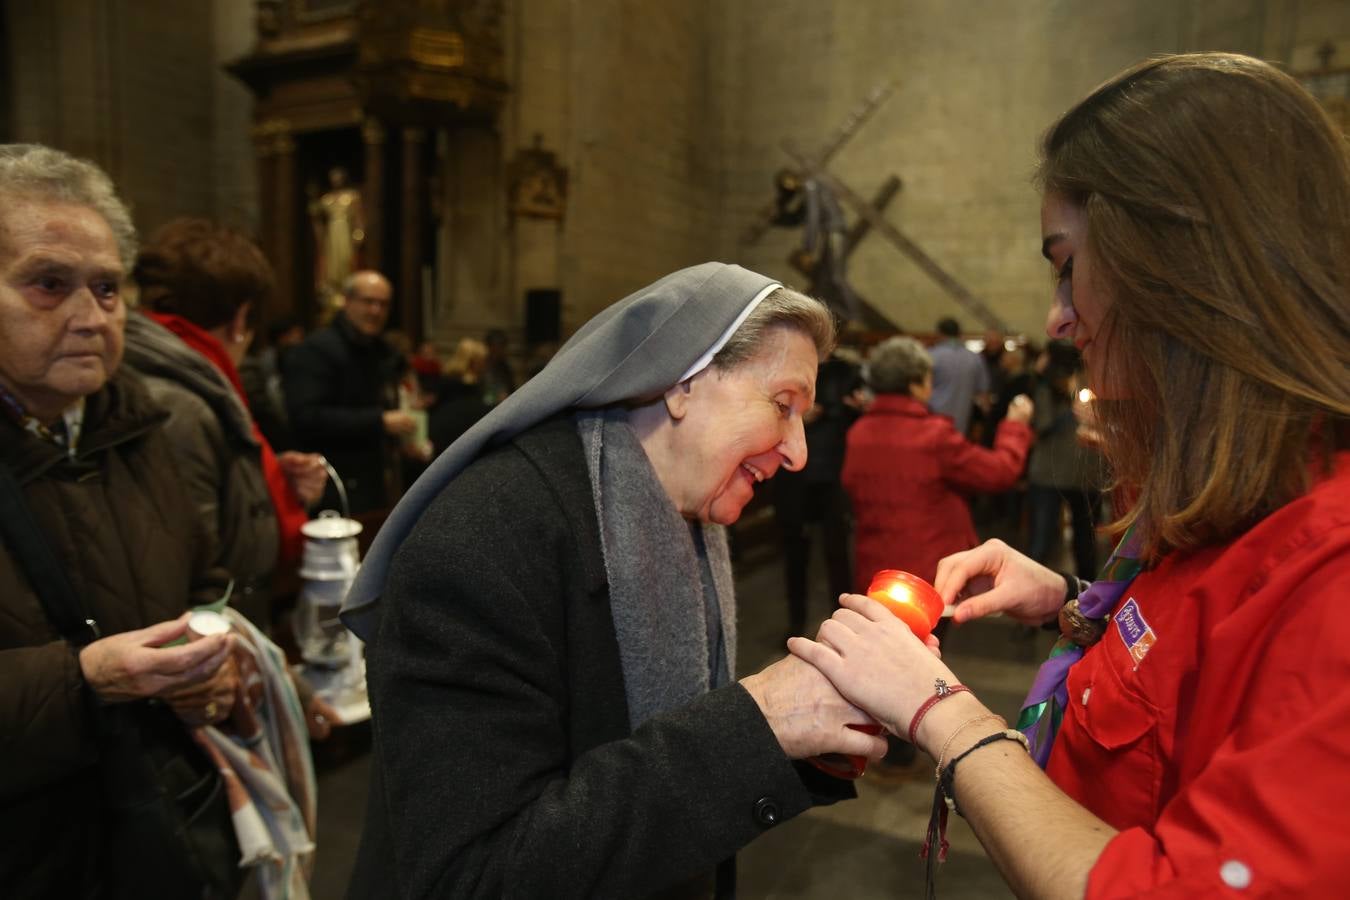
792, 53, 1350, 897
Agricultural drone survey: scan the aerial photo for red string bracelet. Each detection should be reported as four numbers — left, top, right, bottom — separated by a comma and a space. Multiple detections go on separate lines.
907, 678, 972, 744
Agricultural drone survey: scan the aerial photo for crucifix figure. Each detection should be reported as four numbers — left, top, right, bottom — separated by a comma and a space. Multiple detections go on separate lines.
769, 168, 862, 321
743, 82, 900, 329
781, 139, 1009, 334
744, 81, 1011, 334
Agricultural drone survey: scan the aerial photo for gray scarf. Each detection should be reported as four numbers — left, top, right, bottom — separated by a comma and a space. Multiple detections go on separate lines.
576, 408, 736, 729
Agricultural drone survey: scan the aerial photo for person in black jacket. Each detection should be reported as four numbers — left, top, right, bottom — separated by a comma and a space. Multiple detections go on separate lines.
344, 265, 887, 899
772, 349, 864, 637
428, 337, 492, 453
0, 142, 239, 899
284, 270, 413, 513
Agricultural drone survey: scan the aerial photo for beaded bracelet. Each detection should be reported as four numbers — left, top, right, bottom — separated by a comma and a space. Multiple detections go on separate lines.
939, 729, 1031, 816
921, 728, 1029, 897
934, 713, 1006, 775
907, 678, 972, 744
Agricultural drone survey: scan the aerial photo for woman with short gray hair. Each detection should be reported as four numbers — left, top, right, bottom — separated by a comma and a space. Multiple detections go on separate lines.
843, 334, 1033, 589
866, 335, 932, 396
0, 144, 242, 898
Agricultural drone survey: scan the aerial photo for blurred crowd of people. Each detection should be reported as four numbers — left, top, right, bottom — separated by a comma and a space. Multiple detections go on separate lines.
243, 278, 524, 521
773, 316, 1111, 649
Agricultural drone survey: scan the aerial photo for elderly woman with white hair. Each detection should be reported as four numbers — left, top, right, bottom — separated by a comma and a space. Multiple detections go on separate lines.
343, 265, 888, 899
843, 335, 1034, 591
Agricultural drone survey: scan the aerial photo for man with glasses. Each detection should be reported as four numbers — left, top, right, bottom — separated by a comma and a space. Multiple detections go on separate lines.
286, 270, 413, 513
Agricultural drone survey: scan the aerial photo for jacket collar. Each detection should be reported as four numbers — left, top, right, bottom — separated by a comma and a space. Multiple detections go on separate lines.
334, 312, 382, 349
122, 313, 257, 447
1, 370, 168, 485
867, 393, 930, 417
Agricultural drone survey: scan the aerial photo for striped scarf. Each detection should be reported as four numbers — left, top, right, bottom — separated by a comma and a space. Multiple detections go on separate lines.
1016, 528, 1144, 766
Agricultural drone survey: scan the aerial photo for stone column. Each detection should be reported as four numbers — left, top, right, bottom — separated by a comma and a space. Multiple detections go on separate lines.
362, 117, 386, 272
400, 126, 427, 341
252, 122, 279, 282
273, 125, 299, 319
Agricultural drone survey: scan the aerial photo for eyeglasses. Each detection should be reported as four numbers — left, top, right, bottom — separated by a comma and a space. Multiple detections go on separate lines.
350, 293, 391, 309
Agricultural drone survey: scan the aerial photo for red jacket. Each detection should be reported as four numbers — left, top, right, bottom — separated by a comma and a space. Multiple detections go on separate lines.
1049, 451, 1350, 897
841, 394, 1031, 588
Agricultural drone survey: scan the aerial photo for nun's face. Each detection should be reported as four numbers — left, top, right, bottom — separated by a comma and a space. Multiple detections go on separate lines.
661, 326, 816, 525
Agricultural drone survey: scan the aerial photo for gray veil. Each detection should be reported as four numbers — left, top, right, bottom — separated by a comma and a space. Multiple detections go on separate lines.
340, 262, 779, 639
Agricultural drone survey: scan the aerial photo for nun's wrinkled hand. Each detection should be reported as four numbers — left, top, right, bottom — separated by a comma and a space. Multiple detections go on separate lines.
740, 653, 888, 762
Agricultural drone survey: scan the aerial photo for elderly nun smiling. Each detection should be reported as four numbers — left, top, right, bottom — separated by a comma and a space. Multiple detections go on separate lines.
631, 304, 816, 525
345, 264, 884, 900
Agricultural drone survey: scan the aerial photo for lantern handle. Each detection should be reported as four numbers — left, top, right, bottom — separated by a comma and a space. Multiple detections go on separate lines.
321, 458, 351, 520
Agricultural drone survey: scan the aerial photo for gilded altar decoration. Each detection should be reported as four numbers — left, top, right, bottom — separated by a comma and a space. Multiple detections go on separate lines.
309, 166, 366, 310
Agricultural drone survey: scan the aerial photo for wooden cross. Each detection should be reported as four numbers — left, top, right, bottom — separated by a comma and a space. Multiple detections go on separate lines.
780, 140, 1010, 334
740, 81, 895, 247
740, 82, 906, 329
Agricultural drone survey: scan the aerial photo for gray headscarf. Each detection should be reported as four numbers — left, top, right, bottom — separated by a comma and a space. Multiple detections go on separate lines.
341, 262, 780, 639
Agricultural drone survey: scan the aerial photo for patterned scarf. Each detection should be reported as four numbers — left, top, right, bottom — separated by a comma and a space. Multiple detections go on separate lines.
1016, 527, 1144, 767
0, 382, 85, 457
193, 609, 317, 899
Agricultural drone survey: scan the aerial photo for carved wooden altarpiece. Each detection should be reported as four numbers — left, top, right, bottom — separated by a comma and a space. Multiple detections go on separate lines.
227, 0, 507, 338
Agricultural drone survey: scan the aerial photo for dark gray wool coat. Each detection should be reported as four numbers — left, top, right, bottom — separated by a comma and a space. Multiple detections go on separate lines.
347, 416, 850, 900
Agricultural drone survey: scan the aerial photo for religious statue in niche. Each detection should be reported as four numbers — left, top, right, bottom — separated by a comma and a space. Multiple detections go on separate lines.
508, 134, 568, 221
308, 166, 367, 314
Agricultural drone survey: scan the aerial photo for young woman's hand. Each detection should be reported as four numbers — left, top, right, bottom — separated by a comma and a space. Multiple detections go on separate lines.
936, 539, 1067, 626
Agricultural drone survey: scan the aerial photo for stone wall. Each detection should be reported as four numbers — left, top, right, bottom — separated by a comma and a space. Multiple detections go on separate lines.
418, 0, 726, 348
3, 0, 1347, 342
514, 0, 723, 335
710, 0, 1350, 338
5, 0, 257, 242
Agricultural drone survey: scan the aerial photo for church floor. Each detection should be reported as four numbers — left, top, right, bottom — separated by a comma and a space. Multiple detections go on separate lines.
307, 518, 1056, 899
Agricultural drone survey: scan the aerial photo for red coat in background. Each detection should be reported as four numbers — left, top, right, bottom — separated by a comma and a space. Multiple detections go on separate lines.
842, 394, 1033, 588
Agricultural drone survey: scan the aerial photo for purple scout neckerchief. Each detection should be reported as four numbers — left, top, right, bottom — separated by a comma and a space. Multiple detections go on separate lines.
1016, 526, 1144, 767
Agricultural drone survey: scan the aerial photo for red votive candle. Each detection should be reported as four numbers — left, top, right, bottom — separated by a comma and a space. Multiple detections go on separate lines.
864, 569, 945, 640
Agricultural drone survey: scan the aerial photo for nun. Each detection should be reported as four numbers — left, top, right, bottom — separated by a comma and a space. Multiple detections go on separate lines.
344, 263, 886, 899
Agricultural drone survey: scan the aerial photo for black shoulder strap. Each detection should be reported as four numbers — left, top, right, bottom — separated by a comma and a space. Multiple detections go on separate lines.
0, 461, 99, 645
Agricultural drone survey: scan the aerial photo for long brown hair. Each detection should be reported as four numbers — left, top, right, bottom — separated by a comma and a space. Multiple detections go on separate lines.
1039, 53, 1350, 561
